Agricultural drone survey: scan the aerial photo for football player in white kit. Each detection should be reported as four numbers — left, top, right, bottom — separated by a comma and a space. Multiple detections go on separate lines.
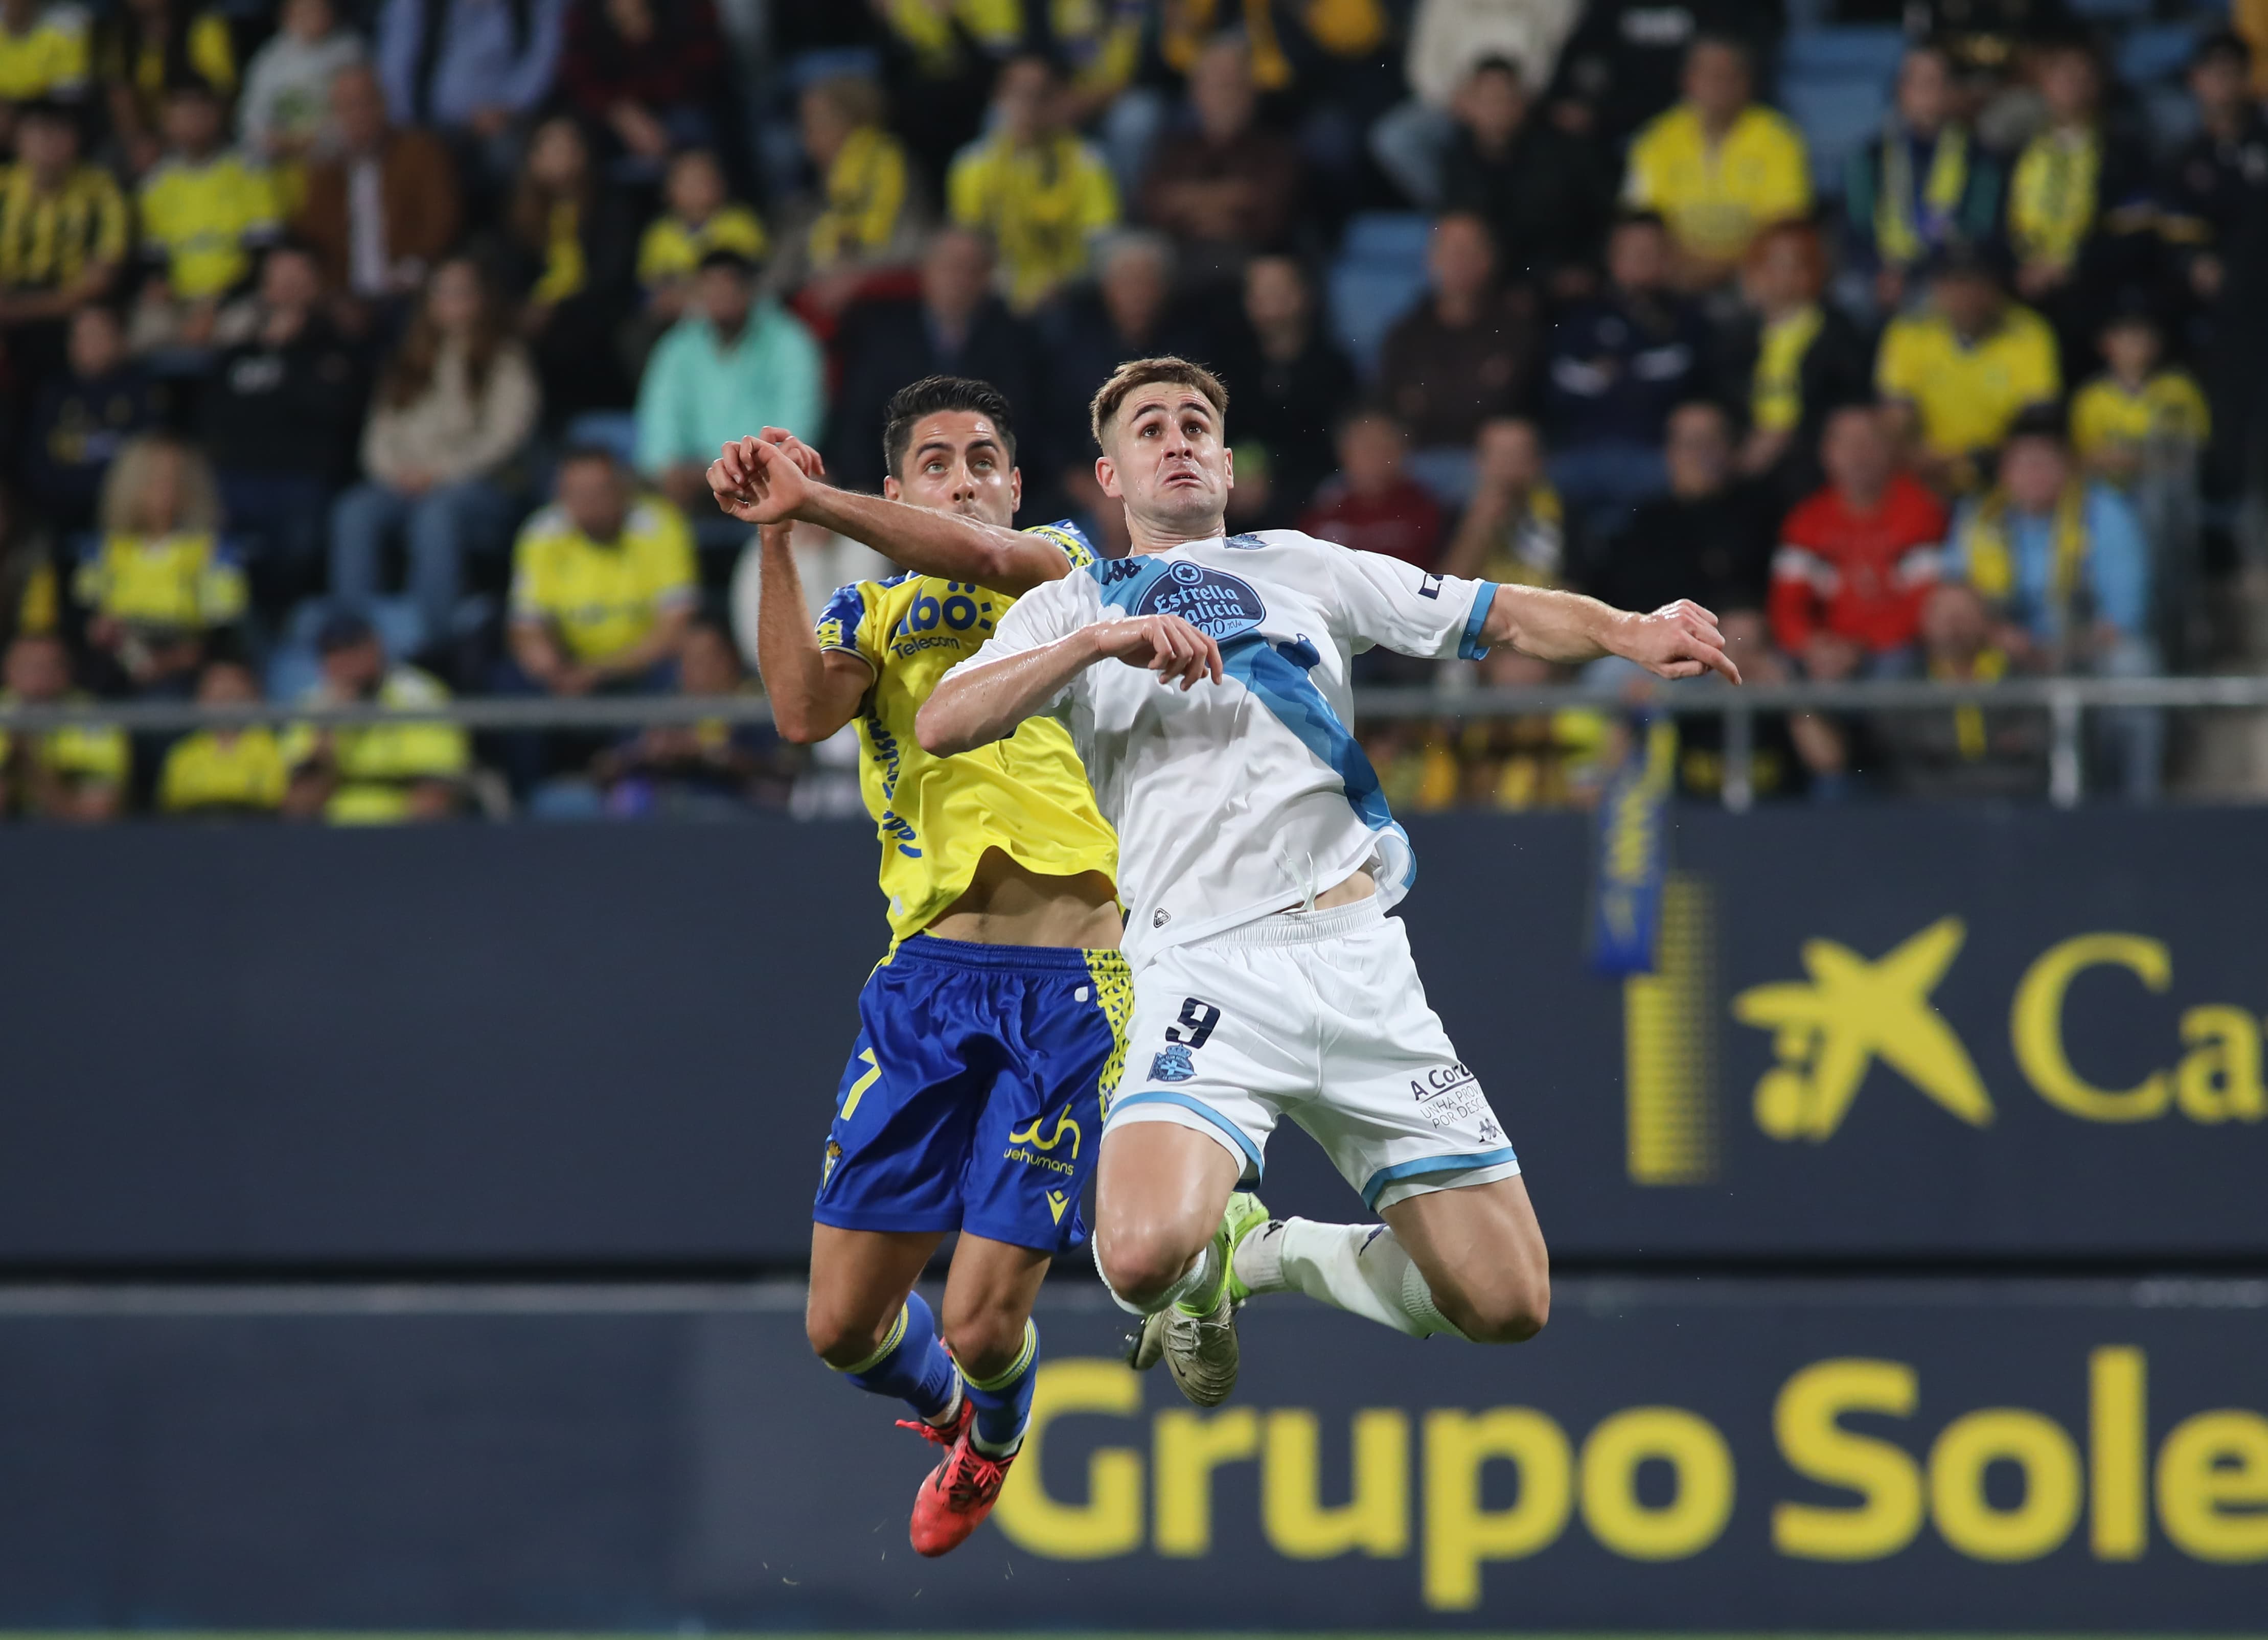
917, 358, 1739, 1398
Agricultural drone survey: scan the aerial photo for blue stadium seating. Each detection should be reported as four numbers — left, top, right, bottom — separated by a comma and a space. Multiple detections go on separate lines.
2118, 22, 2205, 86
2070, 0, 2153, 21
267, 597, 431, 701
1329, 212, 1432, 379
1778, 26, 1905, 79
1778, 29, 1904, 194
566, 410, 642, 467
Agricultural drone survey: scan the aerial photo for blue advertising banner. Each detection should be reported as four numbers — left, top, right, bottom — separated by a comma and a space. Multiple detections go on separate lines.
0, 1279, 2259, 1629
0, 808, 2264, 1263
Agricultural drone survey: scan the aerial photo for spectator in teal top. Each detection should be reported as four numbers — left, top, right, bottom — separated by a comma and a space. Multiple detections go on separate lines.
634, 248, 823, 531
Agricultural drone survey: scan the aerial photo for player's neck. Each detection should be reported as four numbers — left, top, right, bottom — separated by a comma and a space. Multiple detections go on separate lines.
1126, 515, 1228, 555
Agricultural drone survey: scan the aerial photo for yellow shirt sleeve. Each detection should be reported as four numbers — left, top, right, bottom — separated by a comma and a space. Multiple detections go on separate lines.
713, 205, 766, 260
1076, 149, 1120, 235
815, 580, 884, 673
190, 11, 235, 94
2069, 380, 2119, 460
946, 146, 985, 229
510, 528, 558, 623
1875, 319, 1922, 401
1621, 118, 1670, 210
91, 171, 127, 264
198, 542, 247, 625
1752, 114, 1814, 223
645, 504, 697, 606
2159, 372, 2211, 442
2008, 313, 2061, 405
634, 219, 675, 287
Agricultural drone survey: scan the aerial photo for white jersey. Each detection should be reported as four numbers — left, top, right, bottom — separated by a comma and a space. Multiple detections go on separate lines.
967, 528, 1498, 967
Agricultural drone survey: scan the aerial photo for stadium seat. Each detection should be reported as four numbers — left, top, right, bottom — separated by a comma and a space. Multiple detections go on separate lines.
566, 410, 641, 467
1784, 76, 1891, 191
1339, 211, 1431, 267
2118, 23, 2204, 86
1330, 213, 1431, 379
2070, 0, 2152, 19
272, 596, 432, 700
1778, 26, 1906, 80
1328, 263, 1428, 380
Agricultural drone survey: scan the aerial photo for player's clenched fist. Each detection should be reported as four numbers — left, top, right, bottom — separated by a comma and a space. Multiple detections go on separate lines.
1620, 599, 1742, 685
707, 428, 826, 524
1090, 613, 1224, 689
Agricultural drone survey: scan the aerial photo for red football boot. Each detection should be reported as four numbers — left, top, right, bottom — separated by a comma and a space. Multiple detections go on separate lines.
902, 1407, 1019, 1558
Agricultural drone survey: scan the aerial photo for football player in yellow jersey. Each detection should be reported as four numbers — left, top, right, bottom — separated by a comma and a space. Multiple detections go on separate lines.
707, 375, 1143, 1559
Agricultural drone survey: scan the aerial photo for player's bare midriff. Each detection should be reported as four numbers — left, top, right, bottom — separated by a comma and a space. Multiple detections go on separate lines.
1303, 868, 1377, 911
925, 847, 1123, 949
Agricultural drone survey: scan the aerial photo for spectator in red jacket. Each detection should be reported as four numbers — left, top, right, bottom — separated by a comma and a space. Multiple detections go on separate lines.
1299, 408, 1446, 568
1770, 403, 1949, 678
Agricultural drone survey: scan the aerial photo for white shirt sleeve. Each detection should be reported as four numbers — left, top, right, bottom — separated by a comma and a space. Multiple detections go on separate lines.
1324, 543, 1498, 661
964, 571, 1105, 712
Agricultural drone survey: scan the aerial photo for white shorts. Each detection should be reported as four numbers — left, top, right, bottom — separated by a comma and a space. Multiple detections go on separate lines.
1104, 897, 1521, 1212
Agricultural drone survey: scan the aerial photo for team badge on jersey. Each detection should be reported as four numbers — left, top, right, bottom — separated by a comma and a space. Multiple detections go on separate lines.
1135, 562, 1267, 640
1149, 1044, 1197, 1082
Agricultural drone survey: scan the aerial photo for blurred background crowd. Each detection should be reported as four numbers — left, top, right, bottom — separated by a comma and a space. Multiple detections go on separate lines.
2, 0, 2266, 822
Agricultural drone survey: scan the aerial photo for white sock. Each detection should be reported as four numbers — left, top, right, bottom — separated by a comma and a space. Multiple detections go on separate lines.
924, 1375, 965, 1428
1092, 1231, 1220, 1318
1240, 1217, 1468, 1340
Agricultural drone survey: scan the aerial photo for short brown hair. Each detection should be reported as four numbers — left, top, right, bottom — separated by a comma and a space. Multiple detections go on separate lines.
1089, 356, 1229, 450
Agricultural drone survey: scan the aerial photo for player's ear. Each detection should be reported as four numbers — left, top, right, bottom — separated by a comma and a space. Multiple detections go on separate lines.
1096, 454, 1120, 500
1008, 465, 1023, 514
1222, 444, 1235, 491
882, 474, 902, 501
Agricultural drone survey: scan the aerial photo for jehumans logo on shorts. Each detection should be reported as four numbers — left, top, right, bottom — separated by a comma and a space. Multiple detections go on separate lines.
1133, 562, 1267, 640
1150, 1045, 1197, 1083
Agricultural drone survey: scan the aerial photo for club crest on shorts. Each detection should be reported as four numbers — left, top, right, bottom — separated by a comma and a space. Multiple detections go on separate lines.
1132, 561, 1267, 640
1149, 1044, 1197, 1083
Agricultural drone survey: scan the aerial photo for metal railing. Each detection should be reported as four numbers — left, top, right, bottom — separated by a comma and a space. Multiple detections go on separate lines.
7, 674, 2268, 811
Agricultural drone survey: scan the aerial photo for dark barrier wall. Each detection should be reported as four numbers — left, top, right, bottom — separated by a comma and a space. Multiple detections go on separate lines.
1, 1280, 2261, 1628
3, 809, 2266, 1263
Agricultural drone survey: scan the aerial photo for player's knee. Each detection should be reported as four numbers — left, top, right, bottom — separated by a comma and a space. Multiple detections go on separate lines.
1443, 1267, 1550, 1345
1097, 1223, 1205, 1309
806, 1302, 892, 1370
940, 1307, 1024, 1383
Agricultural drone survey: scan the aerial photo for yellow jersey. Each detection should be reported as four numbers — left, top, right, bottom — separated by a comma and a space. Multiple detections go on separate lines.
816, 519, 1118, 944
635, 204, 768, 289
0, 687, 127, 811
281, 664, 470, 824
1876, 302, 2060, 461
509, 496, 697, 665
0, 4, 88, 100
73, 530, 247, 631
947, 130, 1118, 311
1623, 103, 1813, 264
0, 160, 128, 291
809, 125, 907, 266
139, 151, 280, 299
2071, 370, 2211, 465
159, 726, 286, 814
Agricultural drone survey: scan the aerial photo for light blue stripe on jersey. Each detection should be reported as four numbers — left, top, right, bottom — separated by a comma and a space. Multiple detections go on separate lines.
1459, 583, 1499, 660
1360, 1145, 1520, 1209
1085, 552, 1414, 888
1108, 1090, 1264, 1182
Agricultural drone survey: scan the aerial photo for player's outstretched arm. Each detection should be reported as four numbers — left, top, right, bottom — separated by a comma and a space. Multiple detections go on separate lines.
917, 614, 1223, 756
1483, 585, 1742, 683
752, 522, 869, 743
708, 432, 1069, 595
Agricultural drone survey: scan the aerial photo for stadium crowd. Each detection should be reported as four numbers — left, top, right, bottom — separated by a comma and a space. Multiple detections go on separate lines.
1, 0, 2264, 821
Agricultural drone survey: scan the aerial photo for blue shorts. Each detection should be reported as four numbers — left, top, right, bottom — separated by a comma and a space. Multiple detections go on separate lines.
814, 934, 1132, 1255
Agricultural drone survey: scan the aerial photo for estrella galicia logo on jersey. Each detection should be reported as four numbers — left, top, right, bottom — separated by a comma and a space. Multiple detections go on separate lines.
1135, 561, 1267, 640
1149, 1044, 1197, 1083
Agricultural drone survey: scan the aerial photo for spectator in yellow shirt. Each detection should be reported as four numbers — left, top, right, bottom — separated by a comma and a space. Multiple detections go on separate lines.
1622, 36, 1812, 291
102, 0, 236, 176
0, 0, 90, 146
133, 81, 281, 351
635, 147, 766, 325
798, 72, 914, 310
0, 100, 128, 357
1875, 245, 2060, 494
282, 609, 468, 822
947, 53, 1118, 312
2070, 308, 2210, 486
508, 446, 695, 696
158, 656, 287, 816
0, 628, 125, 820
75, 431, 245, 692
